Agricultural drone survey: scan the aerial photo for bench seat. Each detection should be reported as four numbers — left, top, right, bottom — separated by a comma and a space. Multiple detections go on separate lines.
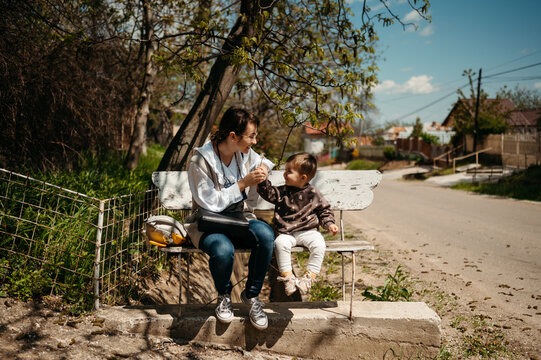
151, 169, 381, 319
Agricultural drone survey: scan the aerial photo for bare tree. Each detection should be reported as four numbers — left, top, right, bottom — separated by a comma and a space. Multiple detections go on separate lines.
125, 0, 157, 170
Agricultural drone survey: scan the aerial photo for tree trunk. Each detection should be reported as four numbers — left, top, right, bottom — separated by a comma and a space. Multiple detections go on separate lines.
157, 0, 273, 171
125, 0, 156, 170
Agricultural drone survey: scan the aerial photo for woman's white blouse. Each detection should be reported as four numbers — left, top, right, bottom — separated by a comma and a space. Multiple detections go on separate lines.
188, 141, 274, 212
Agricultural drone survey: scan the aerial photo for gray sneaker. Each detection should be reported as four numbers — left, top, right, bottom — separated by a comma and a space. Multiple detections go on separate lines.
215, 294, 234, 323
240, 290, 268, 330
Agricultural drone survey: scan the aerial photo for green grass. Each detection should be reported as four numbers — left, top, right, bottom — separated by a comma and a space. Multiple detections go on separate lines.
345, 159, 382, 170
31, 143, 165, 198
451, 165, 541, 201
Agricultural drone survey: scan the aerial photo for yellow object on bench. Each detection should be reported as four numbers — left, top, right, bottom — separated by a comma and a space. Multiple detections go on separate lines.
143, 215, 188, 247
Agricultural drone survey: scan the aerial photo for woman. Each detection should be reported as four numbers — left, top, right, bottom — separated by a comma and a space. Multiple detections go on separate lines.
186, 106, 275, 330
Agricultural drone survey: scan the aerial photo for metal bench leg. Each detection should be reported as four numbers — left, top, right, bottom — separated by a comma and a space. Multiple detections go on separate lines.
340, 209, 345, 301
187, 253, 191, 304
341, 253, 345, 301
350, 252, 355, 321
177, 253, 182, 320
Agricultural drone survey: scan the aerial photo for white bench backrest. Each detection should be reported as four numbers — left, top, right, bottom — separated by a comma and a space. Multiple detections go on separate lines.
152, 170, 381, 211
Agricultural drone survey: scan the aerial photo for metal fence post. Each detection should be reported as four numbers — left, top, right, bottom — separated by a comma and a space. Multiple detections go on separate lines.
94, 200, 105, 310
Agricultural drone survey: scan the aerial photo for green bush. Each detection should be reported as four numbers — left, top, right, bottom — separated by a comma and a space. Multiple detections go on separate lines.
421, 132, 440, 145
32, 143, 165, 197
383, 146, 396, 160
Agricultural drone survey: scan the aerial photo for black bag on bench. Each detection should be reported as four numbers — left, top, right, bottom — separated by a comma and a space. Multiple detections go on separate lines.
192, 201, 255, 242
196, 208, 249, 233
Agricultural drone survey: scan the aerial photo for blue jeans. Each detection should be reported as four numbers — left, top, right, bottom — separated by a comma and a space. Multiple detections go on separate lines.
198, 220, 274, 298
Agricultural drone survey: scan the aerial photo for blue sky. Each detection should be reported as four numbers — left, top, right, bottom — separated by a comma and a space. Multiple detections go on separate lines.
348, 0, 541, 128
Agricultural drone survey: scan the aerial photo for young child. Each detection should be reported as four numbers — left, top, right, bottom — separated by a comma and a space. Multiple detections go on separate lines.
257, 153, 338, 295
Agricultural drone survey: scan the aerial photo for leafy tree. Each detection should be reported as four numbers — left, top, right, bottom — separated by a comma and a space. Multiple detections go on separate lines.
497, 85, 541, 109
410, 117, 423, 138
0, 0, 430, 171
451, 69, 509, 148
157, 0, 431, 170
420, 132, 439, 145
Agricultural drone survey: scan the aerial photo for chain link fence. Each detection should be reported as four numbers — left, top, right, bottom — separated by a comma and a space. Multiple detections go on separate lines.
0, 168, 167, 310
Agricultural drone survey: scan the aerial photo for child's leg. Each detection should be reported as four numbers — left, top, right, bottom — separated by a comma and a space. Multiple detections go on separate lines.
295, 230, 326, 294
274, 233, 298, 295
274, 233, 297, 275
296, 230, 326, 276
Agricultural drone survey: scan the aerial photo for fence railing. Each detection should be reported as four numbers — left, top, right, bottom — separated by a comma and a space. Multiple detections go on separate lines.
0, 168, 167, 310
452, 148, 492, 173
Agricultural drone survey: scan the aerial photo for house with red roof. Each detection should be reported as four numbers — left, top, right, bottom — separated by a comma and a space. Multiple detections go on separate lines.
442, 98, 540, 135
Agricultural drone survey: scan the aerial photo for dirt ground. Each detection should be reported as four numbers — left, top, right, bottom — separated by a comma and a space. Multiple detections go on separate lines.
1, 161, 538, 359
2, 237, 538, 360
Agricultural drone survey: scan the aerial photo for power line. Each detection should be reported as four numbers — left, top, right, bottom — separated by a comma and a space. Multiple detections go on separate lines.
484, 62, 541, 79
485, 50, 541, 72
386, 61, 541, 123
388, 82, 469, 123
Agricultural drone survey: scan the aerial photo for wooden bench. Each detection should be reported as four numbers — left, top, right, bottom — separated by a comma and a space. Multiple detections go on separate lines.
151, 169, 382, 319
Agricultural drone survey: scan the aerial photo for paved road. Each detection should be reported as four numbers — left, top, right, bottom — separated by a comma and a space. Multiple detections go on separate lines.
344, 173, 541, 329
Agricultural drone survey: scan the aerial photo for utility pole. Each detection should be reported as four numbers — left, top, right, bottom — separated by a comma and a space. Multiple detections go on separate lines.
472, 68, 482, 153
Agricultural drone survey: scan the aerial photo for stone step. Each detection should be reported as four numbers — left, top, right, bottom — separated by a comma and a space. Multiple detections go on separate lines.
98, 301, 441, 359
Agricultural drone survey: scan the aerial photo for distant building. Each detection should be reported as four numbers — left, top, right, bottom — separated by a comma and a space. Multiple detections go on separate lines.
421, 122, 455, 144
383, 123, 454, 144
382, 126, 409, 142
304, 124, 328, 155
442, 98, 540, 135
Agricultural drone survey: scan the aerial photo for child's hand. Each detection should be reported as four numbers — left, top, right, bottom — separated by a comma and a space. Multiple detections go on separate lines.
257, 164, 269, 179
244, 168, 266, 186
328, 224, 339, 235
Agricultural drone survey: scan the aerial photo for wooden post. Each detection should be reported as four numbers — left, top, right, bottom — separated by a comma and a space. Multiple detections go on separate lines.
94, 200, 105, 311
501, 133, 504, 168
473, 68, 482, 153
516, 134, 520, 169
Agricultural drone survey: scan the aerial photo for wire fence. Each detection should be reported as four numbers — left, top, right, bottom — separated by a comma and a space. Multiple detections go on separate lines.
0, 168, 167, 310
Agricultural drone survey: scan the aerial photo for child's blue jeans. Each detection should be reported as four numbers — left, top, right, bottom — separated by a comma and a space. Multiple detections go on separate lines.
198, 219, 274, 298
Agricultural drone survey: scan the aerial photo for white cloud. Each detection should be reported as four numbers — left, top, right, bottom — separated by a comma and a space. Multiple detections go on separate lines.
534, 82, 541, 89
420, 24, 434, 37
400, 66, 413, 72
374, 80, 399, 93
374, 75, 438, 95
403, 75, 437, 94
404, 10, 421, 22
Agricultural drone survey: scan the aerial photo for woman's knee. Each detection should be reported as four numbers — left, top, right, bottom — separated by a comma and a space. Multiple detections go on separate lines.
201, 234, 235, 261
250, 220, 274, 250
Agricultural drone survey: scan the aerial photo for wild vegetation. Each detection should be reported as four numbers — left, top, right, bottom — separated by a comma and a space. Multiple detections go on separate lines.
452, 165, 541, 202
0, 146, 165, 313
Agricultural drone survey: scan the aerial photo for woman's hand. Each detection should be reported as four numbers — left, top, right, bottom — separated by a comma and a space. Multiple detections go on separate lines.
257, 164, 269, 179
238, 168, 267, 191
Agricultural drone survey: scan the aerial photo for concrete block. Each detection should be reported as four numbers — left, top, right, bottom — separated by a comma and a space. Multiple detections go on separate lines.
99, 301, 441, 360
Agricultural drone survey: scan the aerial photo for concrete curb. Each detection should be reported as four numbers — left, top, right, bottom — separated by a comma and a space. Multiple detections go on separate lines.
98, 301, 441, 359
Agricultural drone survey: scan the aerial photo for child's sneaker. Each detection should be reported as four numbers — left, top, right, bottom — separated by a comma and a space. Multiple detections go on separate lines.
276, 273, 297, 296
296, 272, 314, 295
